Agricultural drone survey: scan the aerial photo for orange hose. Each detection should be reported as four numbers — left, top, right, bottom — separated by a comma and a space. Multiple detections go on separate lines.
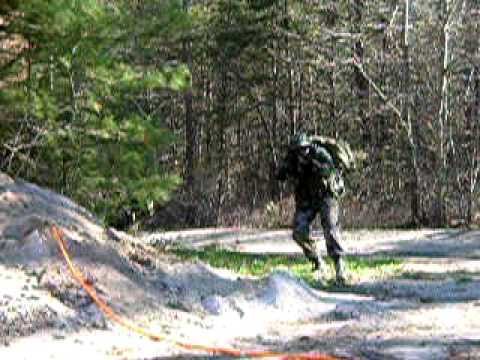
50, 225, 344, 360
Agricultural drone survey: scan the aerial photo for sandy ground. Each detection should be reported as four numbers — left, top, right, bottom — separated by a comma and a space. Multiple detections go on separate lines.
2, 227, 480, 360
142, 227, 480, 360
1, 173, 480, 360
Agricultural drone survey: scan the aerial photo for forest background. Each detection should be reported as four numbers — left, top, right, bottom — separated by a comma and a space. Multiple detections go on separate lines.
1, 0, 479, 231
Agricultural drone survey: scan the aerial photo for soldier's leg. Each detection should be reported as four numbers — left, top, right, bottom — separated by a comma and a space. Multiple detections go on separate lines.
319, 195, 346, 283
292, 207, 325, 272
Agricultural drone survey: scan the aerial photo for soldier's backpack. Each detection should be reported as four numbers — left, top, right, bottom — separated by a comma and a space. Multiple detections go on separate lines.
309, 135, 356, 172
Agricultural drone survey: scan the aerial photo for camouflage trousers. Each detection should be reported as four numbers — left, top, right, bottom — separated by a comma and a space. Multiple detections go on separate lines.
292, 194, 344, 267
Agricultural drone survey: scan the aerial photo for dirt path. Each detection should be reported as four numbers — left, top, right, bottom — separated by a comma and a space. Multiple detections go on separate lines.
144, 227, 480, 258
141, 228, 480, 360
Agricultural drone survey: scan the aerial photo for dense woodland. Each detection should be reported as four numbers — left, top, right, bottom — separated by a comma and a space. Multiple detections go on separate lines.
1, 0, 479, 230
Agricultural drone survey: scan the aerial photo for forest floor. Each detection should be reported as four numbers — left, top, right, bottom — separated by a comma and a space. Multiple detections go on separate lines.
1, 172, 480, 360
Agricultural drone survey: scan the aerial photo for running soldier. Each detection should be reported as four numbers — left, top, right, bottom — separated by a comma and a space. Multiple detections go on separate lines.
276, 133, 354, 284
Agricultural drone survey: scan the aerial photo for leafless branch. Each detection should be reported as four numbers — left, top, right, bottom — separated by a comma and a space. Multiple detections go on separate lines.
351, 57, 402, 120
388, 3, 400, 34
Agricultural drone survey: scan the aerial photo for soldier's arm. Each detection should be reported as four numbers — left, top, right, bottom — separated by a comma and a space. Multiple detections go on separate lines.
311, 145, 336, 177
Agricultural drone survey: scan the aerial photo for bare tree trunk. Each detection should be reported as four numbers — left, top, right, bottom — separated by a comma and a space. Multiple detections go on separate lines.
214, 67, 226, 224
403, 0, 421, 225
285, 0, 296, 135
437, 0, 451, 226
183, 57, 195, 191
183, 1, 196, 188
463, 0, 480, 224
328, 4, 337, 136
465, 65, 480, 223
353, 0, 370, 142
471, 68, 480, 222
270, 35, 281, 200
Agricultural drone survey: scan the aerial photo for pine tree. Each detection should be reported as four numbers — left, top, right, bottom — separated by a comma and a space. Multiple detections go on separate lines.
0, 0, 189, 226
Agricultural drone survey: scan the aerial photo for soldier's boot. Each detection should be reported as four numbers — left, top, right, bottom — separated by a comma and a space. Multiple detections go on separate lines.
312, 256, 328, 286
334, 257, 346, 285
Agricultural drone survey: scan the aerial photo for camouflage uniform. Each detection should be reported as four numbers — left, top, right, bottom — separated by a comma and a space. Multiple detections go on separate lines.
276, 133, 346, 282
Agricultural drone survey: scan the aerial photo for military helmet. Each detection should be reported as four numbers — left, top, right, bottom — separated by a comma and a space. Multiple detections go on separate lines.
291, 132, 310, 148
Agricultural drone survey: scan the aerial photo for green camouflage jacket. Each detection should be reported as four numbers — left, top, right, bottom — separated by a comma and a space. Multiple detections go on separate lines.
276, 141, 345, 205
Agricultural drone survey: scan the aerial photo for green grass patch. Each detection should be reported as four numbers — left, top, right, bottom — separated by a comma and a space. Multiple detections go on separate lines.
170, 245, 404, 288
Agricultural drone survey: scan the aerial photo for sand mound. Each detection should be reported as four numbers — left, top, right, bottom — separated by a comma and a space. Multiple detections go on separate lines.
0, 172, 343, 349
